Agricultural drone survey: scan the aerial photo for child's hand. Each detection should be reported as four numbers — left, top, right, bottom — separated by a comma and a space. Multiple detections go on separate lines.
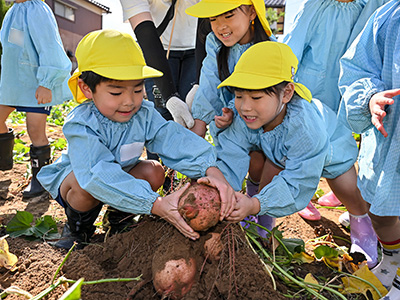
214, 107, 233, 129
369, 89, 400, 137
225, 192, 260, 222
35, 86, 52, 104
190, 119, 207, 138
200, 167, 236, 221
151, 183, 200, 240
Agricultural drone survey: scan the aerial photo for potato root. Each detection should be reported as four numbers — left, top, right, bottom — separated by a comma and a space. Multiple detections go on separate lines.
203, 232, 223, 262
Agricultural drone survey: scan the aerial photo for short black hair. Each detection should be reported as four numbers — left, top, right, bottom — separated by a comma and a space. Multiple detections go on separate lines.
79, 71, 113, 93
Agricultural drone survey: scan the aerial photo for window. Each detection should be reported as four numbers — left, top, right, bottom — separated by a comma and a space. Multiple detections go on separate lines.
54, 1, 75, 22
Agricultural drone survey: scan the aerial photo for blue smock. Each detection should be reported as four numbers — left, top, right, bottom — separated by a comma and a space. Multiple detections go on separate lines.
215, 96, 358, 218
283, 0, 369, 113
37, 100, 217, 214
0, 0, 72, 107
338, 0, 400, 217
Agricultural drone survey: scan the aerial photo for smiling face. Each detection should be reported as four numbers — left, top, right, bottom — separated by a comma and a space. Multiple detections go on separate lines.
234, 83, 295, 132
78, 79, 145, 123
209, 6, 256, 47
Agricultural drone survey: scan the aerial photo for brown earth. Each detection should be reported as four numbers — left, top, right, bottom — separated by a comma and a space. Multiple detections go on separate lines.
0, 123, 352, 299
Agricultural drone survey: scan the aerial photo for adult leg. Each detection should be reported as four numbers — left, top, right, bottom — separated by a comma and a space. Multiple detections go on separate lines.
327, 166, 378, 268
23, 112, 51, 197
0, 105, 15, 170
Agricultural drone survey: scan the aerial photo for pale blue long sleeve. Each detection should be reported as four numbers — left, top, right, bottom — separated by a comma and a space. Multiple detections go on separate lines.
38, 100, 217, 214
216, 97, 356, 218
283, 0, 367, 113
339, 0, 400, 216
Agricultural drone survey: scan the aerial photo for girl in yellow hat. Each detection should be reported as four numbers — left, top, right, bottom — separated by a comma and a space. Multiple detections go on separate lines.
185, 0, 277, 236
216, 41, 378, 268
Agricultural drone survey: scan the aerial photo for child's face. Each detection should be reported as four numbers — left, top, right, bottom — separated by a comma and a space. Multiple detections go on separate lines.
79, 79, 145, 123
234, 84, 294, 132
209, 6, 256, 47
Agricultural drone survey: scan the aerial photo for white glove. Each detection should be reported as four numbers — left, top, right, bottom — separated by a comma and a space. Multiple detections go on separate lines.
166, 96, 195, 128
185, 84, 199, 112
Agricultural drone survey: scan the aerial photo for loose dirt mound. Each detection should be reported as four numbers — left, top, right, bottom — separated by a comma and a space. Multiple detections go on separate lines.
61, 216, 287, 299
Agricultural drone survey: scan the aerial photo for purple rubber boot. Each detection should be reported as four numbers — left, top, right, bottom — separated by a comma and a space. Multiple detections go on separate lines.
240, 179, 276, 238
349, 213, 378, 268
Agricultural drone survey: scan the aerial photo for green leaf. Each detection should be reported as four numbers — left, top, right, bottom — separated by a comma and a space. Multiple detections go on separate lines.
51, 138, 67, 150
314, 245, 339, 260
59, 278, 84, 300
279, 238, 305, 254
33, 215, 59, 239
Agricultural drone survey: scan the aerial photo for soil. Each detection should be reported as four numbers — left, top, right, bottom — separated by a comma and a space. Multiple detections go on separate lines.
0, 123, 352, 300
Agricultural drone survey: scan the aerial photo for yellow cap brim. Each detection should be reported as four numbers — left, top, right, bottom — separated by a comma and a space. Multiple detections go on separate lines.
68, 66, 163, 103
218, 73, 312, 102
186, 1, 247, 18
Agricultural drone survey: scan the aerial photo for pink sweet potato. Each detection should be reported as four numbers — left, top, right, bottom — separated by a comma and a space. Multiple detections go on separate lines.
152, 257, 197, 300
178, 182, 221, 231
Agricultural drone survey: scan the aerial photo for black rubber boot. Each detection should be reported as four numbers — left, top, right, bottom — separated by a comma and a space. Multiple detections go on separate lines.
103, 206, 137, 235
0, 128, 14, 171
55, 201, 103, 250
22, 144, 51, 198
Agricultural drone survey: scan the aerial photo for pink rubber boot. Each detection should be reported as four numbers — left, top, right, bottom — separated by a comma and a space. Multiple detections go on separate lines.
318, 191, 342, 207
349, 213, 378, 269
298, 201, 321, 221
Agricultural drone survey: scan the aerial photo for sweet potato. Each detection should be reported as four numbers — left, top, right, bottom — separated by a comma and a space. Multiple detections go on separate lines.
203, 232, 223, 262
152, 257, 197, 300
178, 183, 221, 231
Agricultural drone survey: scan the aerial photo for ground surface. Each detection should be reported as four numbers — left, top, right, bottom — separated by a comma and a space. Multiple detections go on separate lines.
0, 123, 353, 299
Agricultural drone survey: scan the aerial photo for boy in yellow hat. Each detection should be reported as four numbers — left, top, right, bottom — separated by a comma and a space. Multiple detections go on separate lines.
37, 29, 236, 249
215, 41, 378, 268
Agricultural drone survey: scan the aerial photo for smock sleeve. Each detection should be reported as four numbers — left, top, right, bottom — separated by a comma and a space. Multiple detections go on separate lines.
26, 4, 71, 91
63, 118, 159, 215
339, 9, 388, 134
191, 33, 225, 124
256, 113, 329, 218
215, 117, 254, 191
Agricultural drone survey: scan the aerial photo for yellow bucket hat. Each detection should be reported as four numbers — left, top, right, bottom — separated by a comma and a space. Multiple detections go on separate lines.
218, 41, 312, 102
185, 0, 272, 37
68, 29, 163, 103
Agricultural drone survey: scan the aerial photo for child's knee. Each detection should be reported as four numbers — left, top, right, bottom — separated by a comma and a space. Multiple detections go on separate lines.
129, 160, 165, 191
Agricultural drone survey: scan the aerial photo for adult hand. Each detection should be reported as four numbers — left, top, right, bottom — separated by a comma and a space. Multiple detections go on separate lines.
35, 86, 52, 104
185, 84, 199, 112
166, 96, 195, 128
369, 89, 400, 137
215, 107, 234, 129
151, 183, 200, 240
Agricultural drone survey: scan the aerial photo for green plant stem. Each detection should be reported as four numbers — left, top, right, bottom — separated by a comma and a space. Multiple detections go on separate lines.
64, 276, 142, 285
51, 243, 76, 284
247, 233, 346, 300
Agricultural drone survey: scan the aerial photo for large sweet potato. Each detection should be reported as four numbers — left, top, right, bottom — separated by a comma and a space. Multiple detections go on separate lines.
178, 182, 221, 231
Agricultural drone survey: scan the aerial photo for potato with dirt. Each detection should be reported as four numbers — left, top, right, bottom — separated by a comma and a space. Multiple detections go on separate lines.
178, 182, 221, 231
152, 236, 198, 299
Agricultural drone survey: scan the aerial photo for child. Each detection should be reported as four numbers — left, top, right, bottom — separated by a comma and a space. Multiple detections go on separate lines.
185, 0, 277, 235
339, 1, 400, 296
215, 41, 378, 268
283, 0, 389, 218
0, 0, 72, 197
37, 29, 236, 250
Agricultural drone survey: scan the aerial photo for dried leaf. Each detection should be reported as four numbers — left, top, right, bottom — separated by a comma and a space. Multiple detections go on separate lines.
341, 265, 388, 299
0, 235, 18, 271
293, 252, 314, 264
304, 273, 319, 291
